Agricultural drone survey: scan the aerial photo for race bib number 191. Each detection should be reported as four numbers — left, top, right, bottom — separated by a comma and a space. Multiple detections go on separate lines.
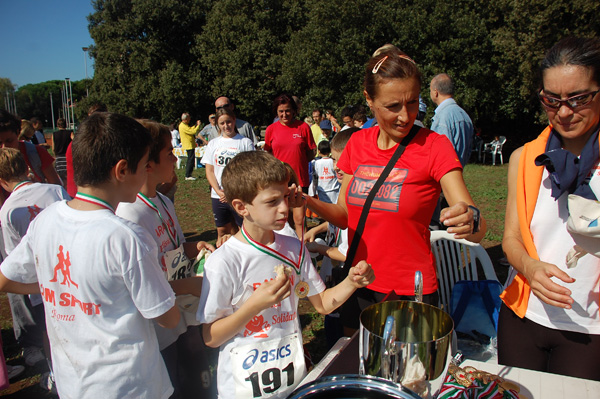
230, 333, 305, 399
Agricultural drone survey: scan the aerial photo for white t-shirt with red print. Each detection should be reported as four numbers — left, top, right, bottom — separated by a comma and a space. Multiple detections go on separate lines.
0, 182, 70, 255
197, 233, 325, 399
116, 192, 189, 349
200, 134, 255, 199
1, 201, 175, 399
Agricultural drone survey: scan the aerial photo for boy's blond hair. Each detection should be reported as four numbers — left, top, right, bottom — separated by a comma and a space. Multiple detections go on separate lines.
222, 151, 289, 204
19, 120, 34, 141
0, 148, 29, 181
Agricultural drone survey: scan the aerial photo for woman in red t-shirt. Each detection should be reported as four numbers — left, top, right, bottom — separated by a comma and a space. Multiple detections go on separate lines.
264, 94, 316, 238
296, 47, 487, 335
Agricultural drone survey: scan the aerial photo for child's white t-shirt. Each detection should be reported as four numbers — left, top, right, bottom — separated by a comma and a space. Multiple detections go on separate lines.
0, 182, 70, 254
197, 233, 326, 399
200, 134, 255, 199
1, 201, 176, 399
116, 192, 189, 349
310, 157, 340, 204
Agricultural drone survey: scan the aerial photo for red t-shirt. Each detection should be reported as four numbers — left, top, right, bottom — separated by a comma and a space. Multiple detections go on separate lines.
264, 120, 316, 187
18, 141, 55, 183
337, 127, 462, 295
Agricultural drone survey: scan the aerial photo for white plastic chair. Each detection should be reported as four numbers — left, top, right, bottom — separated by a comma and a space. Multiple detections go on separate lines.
482, 136, 506, 165
430, 230, 498, 311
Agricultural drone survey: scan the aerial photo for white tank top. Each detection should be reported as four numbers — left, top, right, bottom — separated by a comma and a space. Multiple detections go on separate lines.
527, 164, 600, 334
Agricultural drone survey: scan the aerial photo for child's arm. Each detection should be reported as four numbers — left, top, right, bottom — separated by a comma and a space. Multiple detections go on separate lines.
205, 165, 227, 202
305, 222, 328, 242
153, 305, 181, 329
169, 277, 203, 296
183, 241, 215, 260
202, 274, 291, 348
308, 261, 374, 315
305, 241, 346, 262
0, 272, 40, 295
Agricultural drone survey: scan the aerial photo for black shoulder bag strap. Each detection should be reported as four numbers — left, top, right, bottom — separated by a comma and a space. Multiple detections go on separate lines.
344, 125, 421, 270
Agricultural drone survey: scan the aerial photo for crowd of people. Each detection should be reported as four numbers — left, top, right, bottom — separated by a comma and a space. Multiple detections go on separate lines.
0, 35, 598, 398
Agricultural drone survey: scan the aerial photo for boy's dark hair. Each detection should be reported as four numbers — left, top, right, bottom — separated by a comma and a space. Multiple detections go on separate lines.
0, 148, 28, 181
57, 118, 67, 129
330, 129, 355, 152
317, 140, 331, 155
340, 105, 355, 119
73, 112, 151, 187
0, 110, 21, 134
136, 119, 171, 164
222, 151, 289, 204
353, 111, 367, 124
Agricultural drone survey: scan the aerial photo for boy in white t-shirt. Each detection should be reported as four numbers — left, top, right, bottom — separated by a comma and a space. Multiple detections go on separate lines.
116, 119, 216, 398
305, 130, 354, 349
0, 148, 70, 388
197, 151, 374, 399
0, 112, 180, 399
201, 108, 255, 243
309, 140, 340, 204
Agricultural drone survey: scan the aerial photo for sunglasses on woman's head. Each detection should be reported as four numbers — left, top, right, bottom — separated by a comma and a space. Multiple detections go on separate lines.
538, 89, 600, 110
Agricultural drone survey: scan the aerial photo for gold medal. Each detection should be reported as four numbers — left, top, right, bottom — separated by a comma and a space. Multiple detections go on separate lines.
295, 281, 309, 298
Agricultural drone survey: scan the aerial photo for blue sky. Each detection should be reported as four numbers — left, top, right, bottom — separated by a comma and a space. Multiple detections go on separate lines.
0, 0, 96, 88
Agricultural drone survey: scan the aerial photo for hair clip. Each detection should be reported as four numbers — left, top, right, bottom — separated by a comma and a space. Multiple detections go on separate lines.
399, 55, 416, 65
372, 56, 388, 74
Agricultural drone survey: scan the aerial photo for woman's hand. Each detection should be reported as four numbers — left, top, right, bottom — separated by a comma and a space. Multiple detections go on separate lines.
304, 227, 318, 243
440, 201, 475, 239
287, 183, 305, 208
523, 258, 575, 309
216, 234, 231, 248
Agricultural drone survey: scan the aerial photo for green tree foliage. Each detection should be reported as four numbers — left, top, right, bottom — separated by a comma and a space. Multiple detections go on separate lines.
88, 0, 213, 122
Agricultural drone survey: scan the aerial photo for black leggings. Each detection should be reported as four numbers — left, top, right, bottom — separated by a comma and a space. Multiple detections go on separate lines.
498, 303, 600, 381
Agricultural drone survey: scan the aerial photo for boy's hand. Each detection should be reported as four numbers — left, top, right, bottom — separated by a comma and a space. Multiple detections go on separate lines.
304, 228, 317, 243
246, 273, 291, 313
216, 234, 232, 248
196, 241, 216, 253
347, 261, 375, 288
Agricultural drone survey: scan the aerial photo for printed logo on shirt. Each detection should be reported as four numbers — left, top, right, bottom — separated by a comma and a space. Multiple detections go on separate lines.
27, 205, 42, 221
244, 315, 271, 338
347, 165, 408, 212
49, 245, 77, 288
41, 245, 102, 320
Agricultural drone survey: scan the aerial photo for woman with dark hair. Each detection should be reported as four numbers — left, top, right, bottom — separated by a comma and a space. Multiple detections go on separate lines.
499, 37, 600, 380
264, 94, 316, 237
296, 47, 485, 335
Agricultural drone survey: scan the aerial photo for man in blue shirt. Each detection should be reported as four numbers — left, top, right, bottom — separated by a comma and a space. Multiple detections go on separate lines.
430, 73, 474, 166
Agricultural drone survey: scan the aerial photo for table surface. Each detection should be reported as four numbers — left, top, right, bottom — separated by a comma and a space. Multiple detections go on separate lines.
301, 334, 600, 399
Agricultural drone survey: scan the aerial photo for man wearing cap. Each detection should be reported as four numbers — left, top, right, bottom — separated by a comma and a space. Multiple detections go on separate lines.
179, 112, 201, 181
213, 97, 257, 144
318, 119, 333, 143
199, 114, 217, 142
429, 73, 474, 166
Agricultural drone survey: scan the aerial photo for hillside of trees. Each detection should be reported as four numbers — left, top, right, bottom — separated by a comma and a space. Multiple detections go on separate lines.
4, 0, 599, 145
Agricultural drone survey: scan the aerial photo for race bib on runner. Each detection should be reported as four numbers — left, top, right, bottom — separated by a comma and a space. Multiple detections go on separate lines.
163, 245, 193, 281
347, 165, 408, 212
230, 333, 305, 399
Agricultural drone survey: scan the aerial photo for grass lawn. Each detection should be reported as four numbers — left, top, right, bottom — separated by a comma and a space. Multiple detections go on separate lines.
0, 159, 510, 396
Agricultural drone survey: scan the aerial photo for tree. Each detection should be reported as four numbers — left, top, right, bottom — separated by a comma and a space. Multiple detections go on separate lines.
88, 0, 214, 122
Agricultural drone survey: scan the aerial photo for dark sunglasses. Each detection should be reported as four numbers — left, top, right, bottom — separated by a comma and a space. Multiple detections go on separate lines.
216, 103, 231, 110
538, 89, 600, 110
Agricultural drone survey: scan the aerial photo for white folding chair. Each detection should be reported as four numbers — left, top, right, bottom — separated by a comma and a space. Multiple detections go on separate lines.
482, 136, 507, 165
430, 230, 498, 311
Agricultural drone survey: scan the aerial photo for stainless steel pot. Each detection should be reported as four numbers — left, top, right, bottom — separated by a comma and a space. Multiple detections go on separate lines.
358, 272, 454, 392
286, 374, 422, 399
